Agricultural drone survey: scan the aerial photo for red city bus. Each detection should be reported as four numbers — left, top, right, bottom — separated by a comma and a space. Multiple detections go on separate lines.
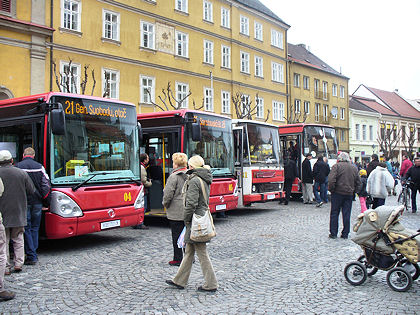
233, 120, 284, 206
278, 123, 338, 195
0, 92, 144, 239
138, 110, 238, 215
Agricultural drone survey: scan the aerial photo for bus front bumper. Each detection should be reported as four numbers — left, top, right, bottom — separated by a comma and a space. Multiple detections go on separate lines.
243, 191, 284, 205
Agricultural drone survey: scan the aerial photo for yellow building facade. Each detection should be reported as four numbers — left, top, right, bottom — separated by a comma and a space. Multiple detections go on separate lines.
0, 0, 290, 124
287, 43, 350, 151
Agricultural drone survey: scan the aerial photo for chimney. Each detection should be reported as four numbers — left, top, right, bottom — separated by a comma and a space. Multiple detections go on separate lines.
394, 89, 399, 93
298, 44, 306, 50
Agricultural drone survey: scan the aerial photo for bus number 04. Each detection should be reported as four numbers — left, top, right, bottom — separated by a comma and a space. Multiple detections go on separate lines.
124, 192, 132, 202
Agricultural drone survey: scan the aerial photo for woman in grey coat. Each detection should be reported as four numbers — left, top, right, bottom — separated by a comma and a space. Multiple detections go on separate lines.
166, 155, 218, 292
162, 153, 188, 266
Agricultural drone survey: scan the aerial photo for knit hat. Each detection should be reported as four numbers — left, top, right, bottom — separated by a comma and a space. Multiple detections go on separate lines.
188, 155, 205, 169
0, 150, 12, 162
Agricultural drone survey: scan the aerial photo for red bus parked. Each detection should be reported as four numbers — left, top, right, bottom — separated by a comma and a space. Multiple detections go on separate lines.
138, 110, 238, 215
0, 93, 144, 239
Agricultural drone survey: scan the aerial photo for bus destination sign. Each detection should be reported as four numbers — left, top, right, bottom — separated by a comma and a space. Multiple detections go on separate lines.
195, 115, 226, 129
63, 99, 128, 120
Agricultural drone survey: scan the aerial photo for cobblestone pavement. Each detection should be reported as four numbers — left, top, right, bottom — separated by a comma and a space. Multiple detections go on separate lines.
1, 194, 419, 314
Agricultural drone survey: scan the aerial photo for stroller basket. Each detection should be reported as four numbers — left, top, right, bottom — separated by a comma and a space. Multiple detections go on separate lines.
362, 246, 395, 270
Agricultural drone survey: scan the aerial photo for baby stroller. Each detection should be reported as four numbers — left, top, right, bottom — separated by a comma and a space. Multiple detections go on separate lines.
344, 205, 420, 292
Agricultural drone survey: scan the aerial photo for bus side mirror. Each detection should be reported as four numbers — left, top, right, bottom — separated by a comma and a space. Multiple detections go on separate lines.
137, 122, 143, 143
51, 103, 66, 135
191, 121, 201, 142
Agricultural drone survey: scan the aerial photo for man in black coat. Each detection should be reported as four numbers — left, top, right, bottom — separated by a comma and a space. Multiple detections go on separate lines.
280, 155, 298, 205
313, 155, 330, 207
403, 157, 420, 213
366, 154, 380, 177
301, 153, 314, 204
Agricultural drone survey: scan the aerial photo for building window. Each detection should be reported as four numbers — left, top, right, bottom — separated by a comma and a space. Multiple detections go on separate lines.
203, 40, 213, 64
176, 82, 189, 108
271, 62, 284, 83
401, 125, 406, 141
332, 84, 337, 97
340, 85, 345, 98
332, 106, 338, 119
221, 45, 230, 68
340, 107, 345, 120
323, 104, 328, 121
341, 130, 345, 142
303, 76, 309, 90
60, 61, 80, 93
240, 51, 249, 74
62, 0, 81, 31
103, 10, 120, 41
240, 15, 249, 35
103, 69, 119, 99
203, 0, 213, 22
221, 90, 230, 114
256, 96, 264, 119
369, 125, 373, 141
322, 81, 328, 100
254, 21, 263, 40
362, 124, 367, 140
314, 79, 320, 95
293, 73, 300, 87
271, 29, 283, 49
0, 0, 11, 13
140, 75, 155, 104
254, 56, 263, 77
241, 95, 250, 116
355, 124, 360, 140
304, 101, 310, 114
204, 87, 213, 111
273, 101, 284, 121
294, 99, 301, 114
315, 103, 320, 122
176, 31, 188, 57
175, 0, 188, 13
221, 7, 230, 28
141, 21, 155, 49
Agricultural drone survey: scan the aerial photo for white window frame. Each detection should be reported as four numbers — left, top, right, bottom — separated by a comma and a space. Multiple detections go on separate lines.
369, 125, 373, 141
103, 9, 120, 41
140, 21, 155, 49
175, 0, 188, 13
340, 108, 345, 120
294, 99, 301, 114
303, 76, 309, 90
176, 82, 189, 108
332, 84, 338, 97
332, 106, 338, 119
221, 7, 230, 28
271, 62, 284, 83
203, 40, 214, 64
221, 45, 231, 69
304, 101, 310, 114
204, 87, 214, 111
60, 61, 80, 94
241, 94, 250, 116
256, 96, 264, 119
271, 29, 284, 49
322, 81, 328, 100
273, 101, 284, 121
140, 75, 155, 104
340, 85, 345, 98
341, 130, 345, 142
175, 31, 188, 58
323, 104, 328, 121
102, 68, 120, 100
240, 51, 250, 74
293, 73, 300, 87
221, 90, 231, 114
203, 0, 213, 22
362, 125, 367, 141
254, 21, 263, 41
254, 56, 263, 77
315, 103, 320, 122
355, 124, 360, 140
240, 15, 249, 36
61, 0, 81, 32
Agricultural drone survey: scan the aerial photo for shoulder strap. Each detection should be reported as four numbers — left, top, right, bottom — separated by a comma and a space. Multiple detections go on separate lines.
197, 177, 209, 209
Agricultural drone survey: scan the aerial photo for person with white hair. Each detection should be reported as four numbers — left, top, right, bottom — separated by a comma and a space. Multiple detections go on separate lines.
327, 152, 361, 239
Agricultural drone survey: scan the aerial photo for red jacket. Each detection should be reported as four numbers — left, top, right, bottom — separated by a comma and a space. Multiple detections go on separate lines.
400, 159, 413, 177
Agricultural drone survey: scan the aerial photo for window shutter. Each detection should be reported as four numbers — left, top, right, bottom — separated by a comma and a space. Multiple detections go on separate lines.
1, 0, 11, 12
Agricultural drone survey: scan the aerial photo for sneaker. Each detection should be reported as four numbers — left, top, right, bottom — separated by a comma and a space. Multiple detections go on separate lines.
316, 202, 324, 208
168, 260, 181, 266
197, 285, 217, 292
165, 279, 184, 289
0, 290, 15, 301
328, 234, 337, 239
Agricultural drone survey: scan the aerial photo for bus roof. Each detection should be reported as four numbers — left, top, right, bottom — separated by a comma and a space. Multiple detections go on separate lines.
138, 109, 231, 120
278, 123, 335, 134
232, 119, 280, 129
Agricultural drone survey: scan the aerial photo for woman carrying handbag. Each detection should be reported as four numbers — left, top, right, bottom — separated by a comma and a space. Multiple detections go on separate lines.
166, 155, 218, 292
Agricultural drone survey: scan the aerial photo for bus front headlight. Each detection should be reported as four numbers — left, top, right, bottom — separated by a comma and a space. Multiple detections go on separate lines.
252, 185, 257, 192
134, 186, 144, 209
50, 191, 83, 217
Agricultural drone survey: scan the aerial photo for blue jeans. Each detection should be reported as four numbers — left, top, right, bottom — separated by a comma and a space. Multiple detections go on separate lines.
411, 186, 419, 212
329, 193, 353, 237
314, 182, 328, 203
24, 204, 43, 262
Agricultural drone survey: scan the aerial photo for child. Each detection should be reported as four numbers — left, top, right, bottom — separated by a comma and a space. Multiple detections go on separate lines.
358, 169, 368, 213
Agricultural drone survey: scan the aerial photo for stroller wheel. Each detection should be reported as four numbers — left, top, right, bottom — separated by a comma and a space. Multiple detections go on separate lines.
399, 259, 420, 281
344, 261, 367, 286
357, 255, 378, 277
387, 267, 413, 292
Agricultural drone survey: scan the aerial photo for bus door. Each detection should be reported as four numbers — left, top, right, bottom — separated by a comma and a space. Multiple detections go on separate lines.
280, 134, 301, 193
233, 126, 244, 206
141, 128, 180, 215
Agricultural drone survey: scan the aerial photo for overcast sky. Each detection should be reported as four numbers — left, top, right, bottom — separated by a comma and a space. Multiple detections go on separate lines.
259, 0, 420, 100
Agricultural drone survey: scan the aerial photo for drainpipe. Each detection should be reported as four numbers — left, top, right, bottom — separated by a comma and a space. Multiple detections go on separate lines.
285, 32, 289, 122
49, 0, 54, 91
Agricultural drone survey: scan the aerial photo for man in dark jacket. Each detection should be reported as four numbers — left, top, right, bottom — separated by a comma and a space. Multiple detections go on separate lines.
313, 155, 330, 207
366, 154, 380, 177
301, 153, 314, 204
280, 155, 298, 205
328, 152, 361, 239
0, 150, 36, 274
403, 157, 420, 213
16, 147, 50, 265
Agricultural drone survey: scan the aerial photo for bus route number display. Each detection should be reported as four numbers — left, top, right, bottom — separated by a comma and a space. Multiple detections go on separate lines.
64, 99, 127, 119
195, 115, 226, 129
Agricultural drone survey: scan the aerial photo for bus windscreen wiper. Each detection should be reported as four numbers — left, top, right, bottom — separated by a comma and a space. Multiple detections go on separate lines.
72, 172, 118, 191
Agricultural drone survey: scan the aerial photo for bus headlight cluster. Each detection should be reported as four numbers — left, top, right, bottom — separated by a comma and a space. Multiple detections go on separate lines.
50, 191, 82, 217
252, 185, 257, 192
279, 183, 283, 190
134, 186, 144, 209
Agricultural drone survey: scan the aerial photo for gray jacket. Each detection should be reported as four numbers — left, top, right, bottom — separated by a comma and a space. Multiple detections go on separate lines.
163, 167, 187, 221
183, 168, 212, 243
0, 164, 36, 227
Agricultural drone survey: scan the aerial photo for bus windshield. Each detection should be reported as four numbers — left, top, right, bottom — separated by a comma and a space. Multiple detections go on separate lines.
185, 113, 234, 177
244, 123, 280, 165
50, 96, 140, 185
303, 125, 338, 159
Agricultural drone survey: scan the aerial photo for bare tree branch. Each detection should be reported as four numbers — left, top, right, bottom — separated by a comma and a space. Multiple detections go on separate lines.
91, 69, 96, 96
193, 98, 204, 110
80, 65, 89, 94
52, 61, 62, 92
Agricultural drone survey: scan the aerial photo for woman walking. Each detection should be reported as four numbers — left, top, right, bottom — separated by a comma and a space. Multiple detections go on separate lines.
166, 155, 218, 292
162, 153, 188, 266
